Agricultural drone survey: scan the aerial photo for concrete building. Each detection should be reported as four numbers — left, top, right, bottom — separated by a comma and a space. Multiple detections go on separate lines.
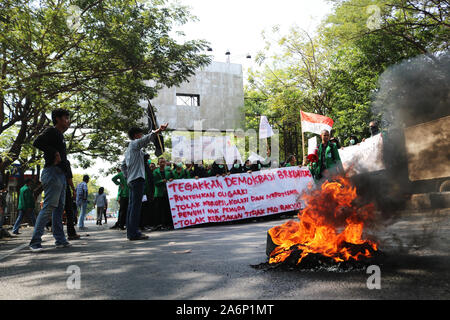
143, 61, 245, 131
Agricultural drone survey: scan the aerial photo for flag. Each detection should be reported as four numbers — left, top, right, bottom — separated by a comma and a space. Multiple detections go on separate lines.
307, 136, 317, 155
248, 152, 265, 164
300, 110, 334, 135
307, 136, 318, 163
259, 116, 274, 139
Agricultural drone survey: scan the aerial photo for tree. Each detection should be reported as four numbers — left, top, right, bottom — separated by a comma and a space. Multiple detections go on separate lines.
0, 0, 211, 173
321, 0, 448, 142
244, 0, 448, 151
245, 27, 332, 159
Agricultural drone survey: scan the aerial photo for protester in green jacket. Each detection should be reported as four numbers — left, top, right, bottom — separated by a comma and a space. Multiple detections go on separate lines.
111, 168, 129, 230
12, 179, 36, 234
153, 157, 173, 229
185, 163, 195, 179
171, 162, 186, 180
112, 169, 129, 198
304, 129, 343, 181
284, 155, 297, 167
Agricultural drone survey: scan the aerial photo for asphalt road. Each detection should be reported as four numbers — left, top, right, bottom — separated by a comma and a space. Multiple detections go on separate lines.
0, 209, 449, 300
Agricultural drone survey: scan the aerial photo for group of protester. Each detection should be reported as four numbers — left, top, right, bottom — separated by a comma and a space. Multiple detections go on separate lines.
108, 153, 274, 235
0, 105, 381, 249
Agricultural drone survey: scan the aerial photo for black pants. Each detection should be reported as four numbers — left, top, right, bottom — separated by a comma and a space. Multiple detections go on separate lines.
155, 196, 173, 228
117, 196, 128, 228
146, 200, 158, 228
140, 201, 149, 229
65, 186, 77, 237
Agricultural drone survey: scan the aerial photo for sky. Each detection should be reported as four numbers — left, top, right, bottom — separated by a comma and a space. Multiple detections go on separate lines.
177, 0, 333, 69
71, 0, 334, 198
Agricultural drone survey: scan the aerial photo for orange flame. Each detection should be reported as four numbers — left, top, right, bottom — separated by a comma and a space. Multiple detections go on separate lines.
268, 176, 378, 265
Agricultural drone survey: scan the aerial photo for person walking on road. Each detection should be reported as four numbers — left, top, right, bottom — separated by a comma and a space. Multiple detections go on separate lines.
94, 187, 108, 225
76, 175, 89, 230
12, 178, 36, 234
29, 108, 72, 252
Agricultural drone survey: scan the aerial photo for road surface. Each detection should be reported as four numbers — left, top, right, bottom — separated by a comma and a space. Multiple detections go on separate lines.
0, 210, 449, 300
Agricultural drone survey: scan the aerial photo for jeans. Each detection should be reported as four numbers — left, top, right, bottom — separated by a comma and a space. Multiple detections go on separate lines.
77, 200, 88, 228
13, 209, 36, 233
96, 206, 104, 223
126, 178, 145, 239
29, 166, 68, 247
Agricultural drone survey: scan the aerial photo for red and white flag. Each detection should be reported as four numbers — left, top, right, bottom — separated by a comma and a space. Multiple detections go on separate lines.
300, 110, 334, 135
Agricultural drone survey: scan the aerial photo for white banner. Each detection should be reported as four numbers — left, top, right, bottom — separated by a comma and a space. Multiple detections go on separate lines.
259, 115, 274, 139
338, 133, 385, 175
166, 166, 314, 229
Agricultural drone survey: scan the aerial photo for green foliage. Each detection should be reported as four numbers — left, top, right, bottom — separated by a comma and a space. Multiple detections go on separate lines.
244, 0, 448, 152
0, 0, 211, 172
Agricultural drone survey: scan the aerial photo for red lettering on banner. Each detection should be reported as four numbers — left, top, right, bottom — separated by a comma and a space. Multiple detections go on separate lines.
277, 168, 312, 180
250, 195, 264, 201
170, 179, 224, 193
265, 190, 299, 199
222, 206, 245, 213
244, 209, 266, 217
280, 203, 302, 211
173, 192, 215, 202
177, 209, 205, 218
225, 174, 276, 187
227, 189, 248, 198
207, 213, 244, 223
181, 216, 206, 227
175, 202, 200, 211
227, 198, 249, 205
203, 200, 226, 207
267, 206, 279, 213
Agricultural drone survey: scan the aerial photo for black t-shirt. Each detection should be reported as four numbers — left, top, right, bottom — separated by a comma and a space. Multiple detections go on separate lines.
33, 127, 71, 176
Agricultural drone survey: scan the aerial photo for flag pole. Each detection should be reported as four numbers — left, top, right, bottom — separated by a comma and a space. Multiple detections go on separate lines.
300, 109, 305, 163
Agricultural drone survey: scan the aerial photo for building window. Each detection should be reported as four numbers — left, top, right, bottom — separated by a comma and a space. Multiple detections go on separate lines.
176, 94, 200, 107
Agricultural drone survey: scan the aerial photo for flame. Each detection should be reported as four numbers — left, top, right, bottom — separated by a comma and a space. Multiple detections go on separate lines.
268, 176, 378, 265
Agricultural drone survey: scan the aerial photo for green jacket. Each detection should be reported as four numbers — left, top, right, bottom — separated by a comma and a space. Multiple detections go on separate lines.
18, 185, 34, 210
112, 171, 129, 198
153, 167, 173, 198
171, 168, 186, 180
185, 168, 195, 179
308, 142, 342, 179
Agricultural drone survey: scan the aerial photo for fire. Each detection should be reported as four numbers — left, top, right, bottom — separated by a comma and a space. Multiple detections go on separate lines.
268, 176, 378, 265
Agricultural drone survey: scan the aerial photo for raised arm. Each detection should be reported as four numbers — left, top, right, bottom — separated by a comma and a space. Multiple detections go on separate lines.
130, 123, 169, 150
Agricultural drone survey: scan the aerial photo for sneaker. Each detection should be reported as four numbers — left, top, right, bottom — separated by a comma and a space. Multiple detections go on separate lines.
12, 231, 20, 235
55, 242, 72, 248
29, 245, 44, 252
68, 234, 81, 241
